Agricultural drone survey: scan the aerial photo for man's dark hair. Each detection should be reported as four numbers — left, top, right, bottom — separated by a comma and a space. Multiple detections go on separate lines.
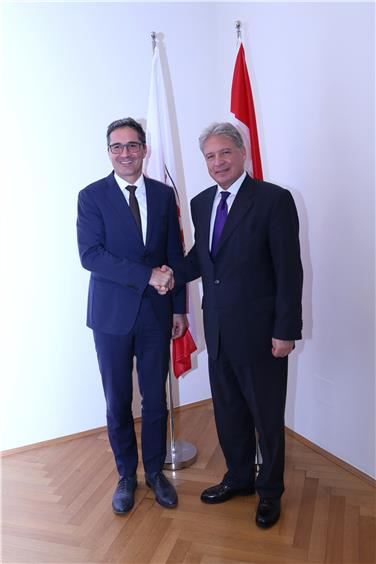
106, 118, 146, 146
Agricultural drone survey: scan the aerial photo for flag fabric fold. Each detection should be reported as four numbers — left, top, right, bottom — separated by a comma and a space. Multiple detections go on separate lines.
172, 327, 197, 379
145, 43, 177, 189
145, 42, 197, 378
231, 43, 263, 180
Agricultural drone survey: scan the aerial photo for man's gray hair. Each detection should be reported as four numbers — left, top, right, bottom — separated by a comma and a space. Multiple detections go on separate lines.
199, 122, 244, 153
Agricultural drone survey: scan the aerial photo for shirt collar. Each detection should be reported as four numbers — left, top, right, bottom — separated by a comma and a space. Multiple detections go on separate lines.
114, 172, 145, 194
216, 171, 246, 198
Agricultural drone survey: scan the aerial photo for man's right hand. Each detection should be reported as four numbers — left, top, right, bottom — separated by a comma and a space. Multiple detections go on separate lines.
149, 265, 174, 295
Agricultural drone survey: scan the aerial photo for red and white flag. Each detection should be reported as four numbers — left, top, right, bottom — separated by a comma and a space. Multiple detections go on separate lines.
231, 42, 263, 180
145, 40, 197, 378
231, 39, 264, 467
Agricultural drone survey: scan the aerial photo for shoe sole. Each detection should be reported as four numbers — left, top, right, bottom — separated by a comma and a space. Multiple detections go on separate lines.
112, 503, 134, 515
155, 497, 178, 509
255, 516, 280, 529
201, 488, 256, 504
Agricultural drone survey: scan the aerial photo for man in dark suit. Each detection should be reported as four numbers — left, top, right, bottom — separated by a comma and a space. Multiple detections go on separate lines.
77, 118, 187, 514
175, 122, 303, 528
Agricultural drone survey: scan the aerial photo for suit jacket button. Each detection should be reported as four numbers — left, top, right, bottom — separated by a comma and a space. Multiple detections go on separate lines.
214, 279, 220, 285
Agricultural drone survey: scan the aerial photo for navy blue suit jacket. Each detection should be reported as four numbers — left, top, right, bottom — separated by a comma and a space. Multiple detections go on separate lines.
77, 172, 185, 335
177, 174, 303, 361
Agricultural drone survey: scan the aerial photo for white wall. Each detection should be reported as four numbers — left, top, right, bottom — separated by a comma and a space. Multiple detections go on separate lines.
1, 2, 374, 479
214, 2, 375, 476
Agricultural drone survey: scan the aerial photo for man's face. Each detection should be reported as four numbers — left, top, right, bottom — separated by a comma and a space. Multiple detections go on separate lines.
108, 126, 147, 182
202, 134, 246, 189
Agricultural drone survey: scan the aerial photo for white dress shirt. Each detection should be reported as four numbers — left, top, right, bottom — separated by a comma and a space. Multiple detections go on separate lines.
209, 171, 246, 251
114, 172, 148, 244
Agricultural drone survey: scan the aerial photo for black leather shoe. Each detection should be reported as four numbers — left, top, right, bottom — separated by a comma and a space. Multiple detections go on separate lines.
145, 471, 178, 508
201, 481, 255, 504
112, 476, 137, 514
255, 497, 281, 528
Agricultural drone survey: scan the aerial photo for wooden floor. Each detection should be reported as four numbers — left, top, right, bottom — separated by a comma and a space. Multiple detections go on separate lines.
2, 402, 375, 563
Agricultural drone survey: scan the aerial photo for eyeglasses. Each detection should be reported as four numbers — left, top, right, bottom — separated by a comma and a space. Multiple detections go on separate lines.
108, 142, 145, 155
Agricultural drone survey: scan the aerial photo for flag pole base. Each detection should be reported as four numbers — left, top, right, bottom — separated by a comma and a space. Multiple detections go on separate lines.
164, 440, 197, 470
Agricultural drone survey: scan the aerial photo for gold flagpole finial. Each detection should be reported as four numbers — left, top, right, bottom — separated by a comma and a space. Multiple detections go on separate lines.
151, 31, 157, 53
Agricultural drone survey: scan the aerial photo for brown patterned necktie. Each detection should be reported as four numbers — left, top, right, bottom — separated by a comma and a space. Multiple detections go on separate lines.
126, 185, 142, 233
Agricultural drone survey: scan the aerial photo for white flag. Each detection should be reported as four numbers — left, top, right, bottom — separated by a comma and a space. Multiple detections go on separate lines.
144, 41, 197, 378
145, 43, 178, 195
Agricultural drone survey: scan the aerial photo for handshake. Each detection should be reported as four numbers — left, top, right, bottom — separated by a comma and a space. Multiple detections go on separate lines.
149, 265, 175, 295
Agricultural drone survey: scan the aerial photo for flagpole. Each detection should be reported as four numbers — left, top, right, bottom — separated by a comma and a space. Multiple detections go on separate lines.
151, 30, 157, 52
235, 20, 241, 41
233, 21, 262, 475
164, 363, 197, 470
147, 32, 197, 470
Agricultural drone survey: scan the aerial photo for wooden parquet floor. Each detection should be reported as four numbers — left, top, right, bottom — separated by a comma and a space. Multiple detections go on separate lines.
1, 402, 375, 563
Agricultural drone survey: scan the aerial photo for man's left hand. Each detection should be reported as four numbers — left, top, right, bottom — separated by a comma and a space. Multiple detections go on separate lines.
271, 338, 295, 358
172, 314, 188, 339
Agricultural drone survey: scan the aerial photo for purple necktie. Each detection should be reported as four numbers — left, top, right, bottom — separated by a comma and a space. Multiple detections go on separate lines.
211, 191, 230, 257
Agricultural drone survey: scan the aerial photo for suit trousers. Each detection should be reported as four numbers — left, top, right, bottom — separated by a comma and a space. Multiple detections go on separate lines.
208, 344, 287, 499
93, 297, 171, 478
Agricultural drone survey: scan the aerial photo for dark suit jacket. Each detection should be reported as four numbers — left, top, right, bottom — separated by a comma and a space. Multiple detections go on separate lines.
178, 173, 303, 362
77, 172, 185, 335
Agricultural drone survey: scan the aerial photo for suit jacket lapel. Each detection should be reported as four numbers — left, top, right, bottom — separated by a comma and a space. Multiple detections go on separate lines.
144, 176, 158, 248
196, 186, 217, 257
214, 174, 256, 257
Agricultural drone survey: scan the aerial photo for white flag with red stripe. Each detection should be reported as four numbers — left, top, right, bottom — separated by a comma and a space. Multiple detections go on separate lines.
231, 42, 263, 180
144, 41, 197, 378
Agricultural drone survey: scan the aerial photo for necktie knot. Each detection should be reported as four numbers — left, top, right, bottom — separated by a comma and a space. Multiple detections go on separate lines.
126, 185, 137, 195
218, 191, 230, 212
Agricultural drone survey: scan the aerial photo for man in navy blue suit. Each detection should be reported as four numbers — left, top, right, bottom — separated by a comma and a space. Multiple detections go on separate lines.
77, 118, 187, 514
174, 122, 303, 528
